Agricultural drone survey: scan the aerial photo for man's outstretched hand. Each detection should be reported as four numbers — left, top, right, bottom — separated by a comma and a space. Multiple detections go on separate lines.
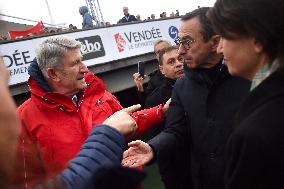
122, 140, 154, 168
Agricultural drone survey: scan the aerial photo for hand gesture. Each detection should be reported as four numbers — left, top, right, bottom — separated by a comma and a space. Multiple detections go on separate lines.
162, 98, 171, 114
103, 104, 141, 136
133, 73, 145, 92
122, 140, 154, 168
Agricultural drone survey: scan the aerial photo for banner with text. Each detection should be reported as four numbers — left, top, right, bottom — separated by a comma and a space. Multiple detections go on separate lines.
0, 18, 180, 86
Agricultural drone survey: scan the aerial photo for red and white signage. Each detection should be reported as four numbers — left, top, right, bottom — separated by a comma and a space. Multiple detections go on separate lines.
0, 18, 180, 86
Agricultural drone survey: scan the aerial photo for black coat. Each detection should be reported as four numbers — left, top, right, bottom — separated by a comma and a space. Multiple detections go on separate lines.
149, 63, 251, 189
118, 14, 137, 23
145, 76, 174, 137
144, 77, 190, 189
225, 67, 284, 189
137, 69, 164, 106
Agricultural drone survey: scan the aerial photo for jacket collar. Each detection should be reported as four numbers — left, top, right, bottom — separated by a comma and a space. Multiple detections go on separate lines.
184, 60, 230, 86
237, 66, 284, 120
28, 59, 51, 92
29, 72, 106, 112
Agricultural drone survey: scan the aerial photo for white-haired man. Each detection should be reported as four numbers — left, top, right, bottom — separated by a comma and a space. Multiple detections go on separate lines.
14, 36, 166, 187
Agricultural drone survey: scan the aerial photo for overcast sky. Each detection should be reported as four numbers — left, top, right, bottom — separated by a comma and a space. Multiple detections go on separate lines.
0, 0, 216, 28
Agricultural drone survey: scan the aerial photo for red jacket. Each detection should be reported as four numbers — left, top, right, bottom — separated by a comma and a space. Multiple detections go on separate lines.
14, 72, 164, 187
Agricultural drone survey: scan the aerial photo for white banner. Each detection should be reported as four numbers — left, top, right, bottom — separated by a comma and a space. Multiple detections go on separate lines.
0, 18, 180, 86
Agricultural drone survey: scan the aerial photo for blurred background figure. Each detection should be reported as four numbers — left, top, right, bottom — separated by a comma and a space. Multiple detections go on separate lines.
79, 6, 94, 29
136, 14, 141, 21
68, 24, 77, 31
118, 6, 137, 23
175, 10, 180, 16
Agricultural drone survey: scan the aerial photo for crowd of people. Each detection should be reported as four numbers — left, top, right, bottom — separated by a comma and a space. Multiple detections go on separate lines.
0, 6, 181, 43
0, 0, 284, 188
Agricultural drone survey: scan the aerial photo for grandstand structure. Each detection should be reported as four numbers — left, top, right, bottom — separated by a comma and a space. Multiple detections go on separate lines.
85, 0, 104, 26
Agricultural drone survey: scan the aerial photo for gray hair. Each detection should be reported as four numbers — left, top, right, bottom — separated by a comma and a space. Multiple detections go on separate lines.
36, 36, 81, 79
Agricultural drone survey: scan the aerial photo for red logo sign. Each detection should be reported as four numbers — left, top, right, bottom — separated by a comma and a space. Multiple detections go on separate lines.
114, 33, 126, 52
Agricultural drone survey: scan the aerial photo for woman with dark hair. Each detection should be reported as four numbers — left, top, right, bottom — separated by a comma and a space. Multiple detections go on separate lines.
209, 0, 284, 188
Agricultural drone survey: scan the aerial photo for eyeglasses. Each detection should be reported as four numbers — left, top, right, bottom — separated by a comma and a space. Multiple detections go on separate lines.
174, 37, 195, 49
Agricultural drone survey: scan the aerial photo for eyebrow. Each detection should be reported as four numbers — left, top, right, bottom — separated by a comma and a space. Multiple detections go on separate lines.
180, 36, 194, 40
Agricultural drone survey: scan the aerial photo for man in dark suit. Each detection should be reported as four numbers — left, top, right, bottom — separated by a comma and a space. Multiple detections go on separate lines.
118, 7, 137, 23
123, 7, 251, 189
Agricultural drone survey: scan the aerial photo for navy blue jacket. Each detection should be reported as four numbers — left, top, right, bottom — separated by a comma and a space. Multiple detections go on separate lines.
60, 125, 125, 189
144, 76, 190, 189
32, 125, 144, 189
149, 63, 251, 189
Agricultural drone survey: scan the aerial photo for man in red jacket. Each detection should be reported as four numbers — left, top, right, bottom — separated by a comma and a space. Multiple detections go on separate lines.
14, 36, 166, 187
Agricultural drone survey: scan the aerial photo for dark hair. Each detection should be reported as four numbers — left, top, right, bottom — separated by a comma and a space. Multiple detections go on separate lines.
154, 40, 171, 49
181, 7, 215, 42
208, 0, 284, 62
158, 46, 178, 65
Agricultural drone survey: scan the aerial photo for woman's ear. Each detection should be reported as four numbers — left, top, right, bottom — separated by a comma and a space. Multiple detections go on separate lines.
253, 38, 264, 53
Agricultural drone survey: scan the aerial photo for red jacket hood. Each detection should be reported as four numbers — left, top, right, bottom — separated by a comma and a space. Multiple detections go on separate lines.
28, 72, 106, 112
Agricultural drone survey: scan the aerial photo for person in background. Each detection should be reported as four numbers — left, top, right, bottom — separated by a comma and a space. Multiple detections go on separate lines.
175, 10, 180, 17
123, 7, 251, 189
136, 15, 141, 21
0, 35, 8, 41
150, 14, 155, 20
209, 0, 284, 188
118, 6, 137, 23
79, 6, 93, 29
133, 40, 172, 106
13, 36, 166, 187
144, 46, 184, 123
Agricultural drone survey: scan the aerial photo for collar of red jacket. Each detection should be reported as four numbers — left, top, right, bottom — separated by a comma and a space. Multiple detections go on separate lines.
28, 72, 106, 111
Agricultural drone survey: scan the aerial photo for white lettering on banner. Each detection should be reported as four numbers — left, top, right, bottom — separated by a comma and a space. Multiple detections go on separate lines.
126, 40, 155, 50
134, 41, 155, 48
80, 40, 102, 54
0, 18, 181, 86
124, 28, 162, 43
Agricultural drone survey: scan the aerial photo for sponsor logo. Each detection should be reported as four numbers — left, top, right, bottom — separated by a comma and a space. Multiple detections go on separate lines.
76, 36, 105, 60
168, 26, 179, 40
114, 33, 127, 52
114, 27, 163, 52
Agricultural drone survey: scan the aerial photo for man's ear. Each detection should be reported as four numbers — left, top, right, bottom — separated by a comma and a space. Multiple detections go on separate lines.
47, 68, 60, 82
159, 65, 164, 75
211, 35, 221, 52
